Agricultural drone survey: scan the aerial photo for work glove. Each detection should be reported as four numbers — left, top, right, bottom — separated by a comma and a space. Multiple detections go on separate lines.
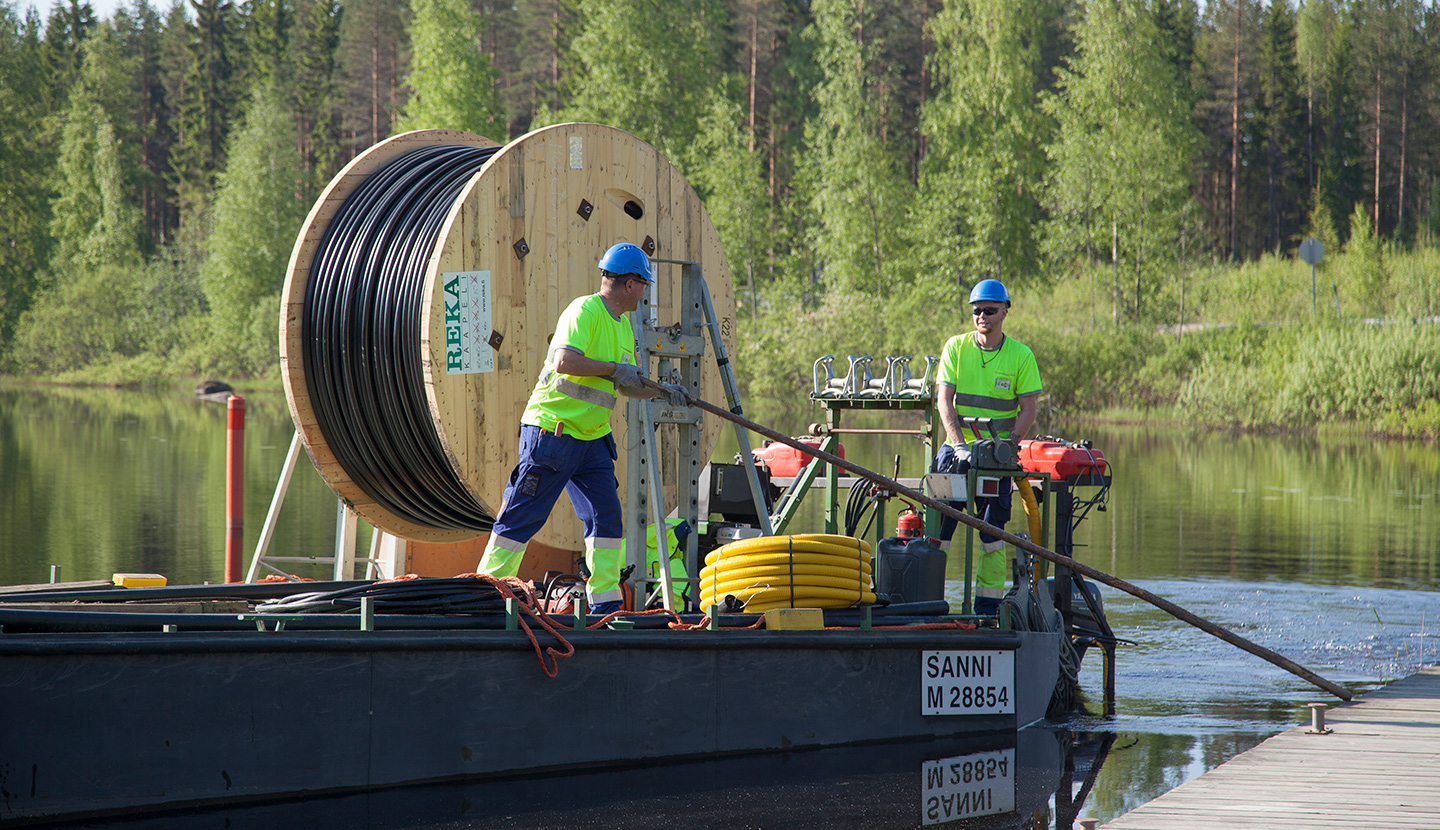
610, 362, 644, 391
662, 383, 689, 407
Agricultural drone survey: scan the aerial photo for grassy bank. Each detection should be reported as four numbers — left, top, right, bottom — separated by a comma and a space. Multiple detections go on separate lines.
740, 247, 1440, 441
6, 247, 1437, 440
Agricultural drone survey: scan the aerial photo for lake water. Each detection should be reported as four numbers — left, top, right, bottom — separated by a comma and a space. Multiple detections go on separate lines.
2, 383, 1436, 827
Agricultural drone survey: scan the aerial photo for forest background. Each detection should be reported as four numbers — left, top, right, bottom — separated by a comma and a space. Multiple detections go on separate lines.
1, 0, 1437, 437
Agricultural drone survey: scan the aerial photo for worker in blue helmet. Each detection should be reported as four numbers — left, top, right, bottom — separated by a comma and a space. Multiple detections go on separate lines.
477, 243, 687, 615
931, 278, 1043, 614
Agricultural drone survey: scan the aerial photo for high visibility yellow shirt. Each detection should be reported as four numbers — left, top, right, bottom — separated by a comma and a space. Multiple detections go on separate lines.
522, 295, 637, 441
936, 332, 1042, 444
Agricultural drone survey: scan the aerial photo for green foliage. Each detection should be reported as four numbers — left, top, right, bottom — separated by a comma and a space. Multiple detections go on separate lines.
0, 4, 57, 349
11, 264, 151, 372
1175, 322, 1440, 434
242, 0, 290, 89
556, 0, 727, 161
1343, 200, 1387, 301
806, 0, 912, 297
1043, 0, 1201, 323
168, 0, 242, 222
687, 95, 769, 316
199, 83, 307, 376
1255, 0, 1307, 254
918, 0, 1060, 286
1314, 16, 1362, 244
397, 0, 505, 140
1, 0, 1437, 446
48, 23, 144, 278
292, 0, 343, 184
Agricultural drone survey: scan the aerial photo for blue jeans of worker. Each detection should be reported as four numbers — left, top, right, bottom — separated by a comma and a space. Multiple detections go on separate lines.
480, 426, 622, 577
933, 443, 1012, 615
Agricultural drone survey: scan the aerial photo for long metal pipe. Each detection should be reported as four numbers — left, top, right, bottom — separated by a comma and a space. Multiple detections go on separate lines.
653, 380, 1354, 701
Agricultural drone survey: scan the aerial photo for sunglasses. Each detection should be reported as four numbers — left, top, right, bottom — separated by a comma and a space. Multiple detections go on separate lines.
972, 306, 1004, 317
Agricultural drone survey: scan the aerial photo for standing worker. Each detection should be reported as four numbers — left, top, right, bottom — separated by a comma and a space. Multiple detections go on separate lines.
932, 278, 1043, 615
477, 243, 686, 614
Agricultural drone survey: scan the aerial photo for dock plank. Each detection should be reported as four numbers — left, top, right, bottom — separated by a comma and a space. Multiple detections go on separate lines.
1102, 667, 1440, 829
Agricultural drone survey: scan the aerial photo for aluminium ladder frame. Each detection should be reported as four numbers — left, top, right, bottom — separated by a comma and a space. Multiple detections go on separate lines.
245, 431, 402, 583
625, 259, 772, 611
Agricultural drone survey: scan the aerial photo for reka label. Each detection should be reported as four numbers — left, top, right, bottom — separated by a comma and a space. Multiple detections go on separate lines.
443, 271, 494, 375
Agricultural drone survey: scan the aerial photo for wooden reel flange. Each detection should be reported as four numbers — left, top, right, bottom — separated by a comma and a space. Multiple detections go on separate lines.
281, 125, 737, 549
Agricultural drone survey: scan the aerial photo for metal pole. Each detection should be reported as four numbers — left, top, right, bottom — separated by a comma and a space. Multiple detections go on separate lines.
695, 272, 773, 536
1311, 262, 1317, 319
642, 399, 677, 611
652, 380, 1354, 702
246, 432, 302, 583
225, 395, 246, 584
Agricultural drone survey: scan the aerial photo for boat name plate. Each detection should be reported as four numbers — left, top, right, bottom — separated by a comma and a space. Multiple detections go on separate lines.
920, 650, 1015, 716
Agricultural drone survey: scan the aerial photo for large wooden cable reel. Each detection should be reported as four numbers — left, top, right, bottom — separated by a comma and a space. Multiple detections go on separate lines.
281, 124, 737, 550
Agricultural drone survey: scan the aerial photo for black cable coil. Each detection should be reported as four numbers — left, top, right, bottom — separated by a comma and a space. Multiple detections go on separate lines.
304, 144, 501, 531
255, 578, 509, 615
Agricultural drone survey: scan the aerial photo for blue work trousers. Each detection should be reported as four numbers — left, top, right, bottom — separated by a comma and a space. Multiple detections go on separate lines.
492, 425, 623, 544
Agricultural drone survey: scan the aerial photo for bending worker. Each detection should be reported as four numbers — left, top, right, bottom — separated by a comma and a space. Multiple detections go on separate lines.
477, 243, 686, 614
932, 278, 1043, 615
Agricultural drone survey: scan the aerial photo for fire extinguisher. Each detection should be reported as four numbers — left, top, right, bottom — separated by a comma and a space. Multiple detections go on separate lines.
896, 508, 923, 538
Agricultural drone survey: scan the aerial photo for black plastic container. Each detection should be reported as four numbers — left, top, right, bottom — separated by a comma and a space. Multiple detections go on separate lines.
875, 536, 948, 604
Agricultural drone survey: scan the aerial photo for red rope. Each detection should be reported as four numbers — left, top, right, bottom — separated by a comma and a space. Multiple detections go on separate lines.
456, 573, 576, 679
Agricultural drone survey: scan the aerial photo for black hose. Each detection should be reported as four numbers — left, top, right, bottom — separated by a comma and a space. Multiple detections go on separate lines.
304, 144, 501, 531
255, 577, 509, 614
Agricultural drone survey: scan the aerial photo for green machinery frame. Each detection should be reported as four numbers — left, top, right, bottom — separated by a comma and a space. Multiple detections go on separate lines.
768, 396, 1054, 618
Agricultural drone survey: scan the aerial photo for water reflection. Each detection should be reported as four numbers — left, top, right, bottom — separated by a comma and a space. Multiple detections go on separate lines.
0, 384, 342, 586
2, 388, 1436, 826
74, 728, 1092, 830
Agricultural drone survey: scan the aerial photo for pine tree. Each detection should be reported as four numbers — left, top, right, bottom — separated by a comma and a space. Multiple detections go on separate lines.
0, 4, 56, 350
1296, 0, 1338, 204
48, 22, 144, 278
168, 0, 242, 224
1195, 0, 1261, 260
397, 0, 504, 139
1256, 0, 1307, 254
114, 0, 176, 250
485, 0, 580, 136
1315, 17, 1363, 245
293, 0, 343, 184
41, 0, 97, 110
335, 0, 407, 152
240, 0, 290, 90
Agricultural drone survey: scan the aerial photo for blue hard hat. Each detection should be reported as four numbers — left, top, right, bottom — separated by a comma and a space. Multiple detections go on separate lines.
598, 243, 654, 283
968, 279, 1010, 306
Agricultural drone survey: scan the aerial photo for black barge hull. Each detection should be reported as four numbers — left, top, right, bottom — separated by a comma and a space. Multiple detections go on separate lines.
0, 627, 1058, 823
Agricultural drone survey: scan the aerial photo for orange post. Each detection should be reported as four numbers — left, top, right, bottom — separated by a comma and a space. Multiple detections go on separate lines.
226, 395, 245, 583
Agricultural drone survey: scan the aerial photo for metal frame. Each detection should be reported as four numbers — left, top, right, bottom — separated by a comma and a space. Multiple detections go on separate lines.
625, 260, 771, 611
246, 432, 398, 582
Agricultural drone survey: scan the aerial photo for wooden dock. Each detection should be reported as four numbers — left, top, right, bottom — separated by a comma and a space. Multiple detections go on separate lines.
1103, 666, 1440, 829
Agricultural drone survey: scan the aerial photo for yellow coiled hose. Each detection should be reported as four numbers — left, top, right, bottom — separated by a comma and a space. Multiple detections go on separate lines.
699, 534, 875, 613
1016, 477, 1042, 544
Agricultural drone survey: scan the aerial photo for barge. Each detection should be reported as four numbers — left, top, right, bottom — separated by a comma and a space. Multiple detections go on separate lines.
0, 579, 1059, 824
